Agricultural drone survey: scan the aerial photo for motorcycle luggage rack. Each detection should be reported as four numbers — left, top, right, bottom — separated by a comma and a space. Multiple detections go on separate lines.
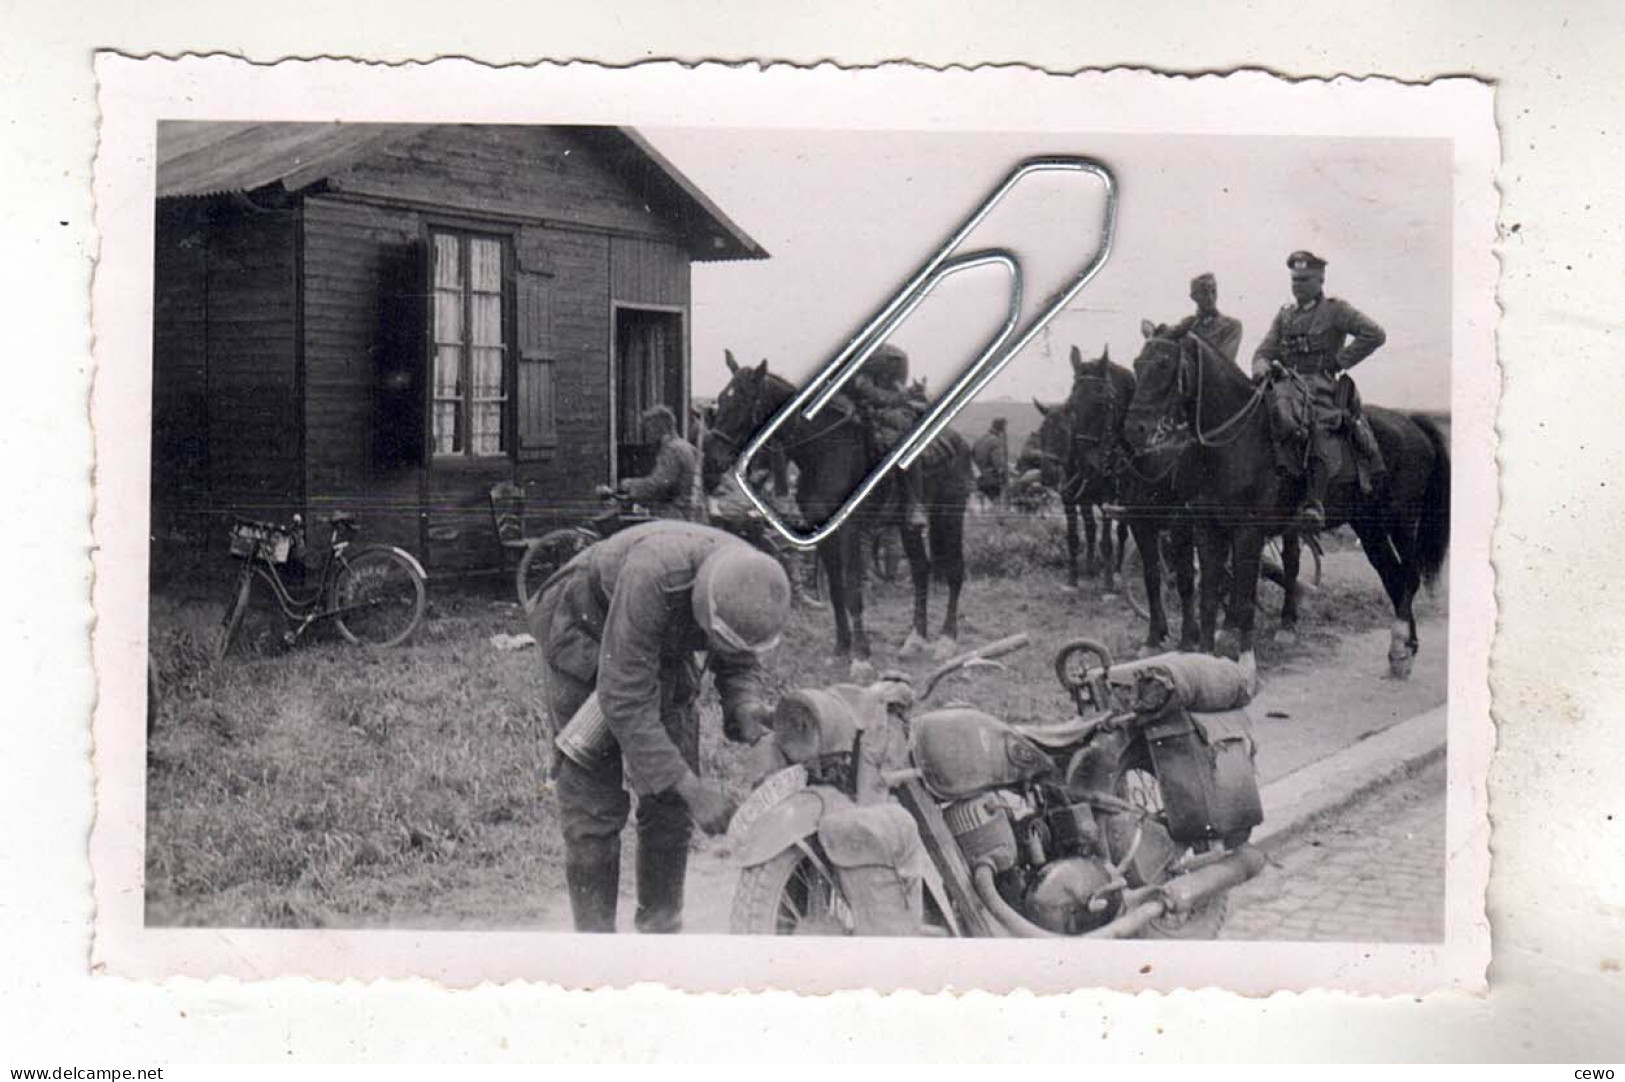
732, 156, 1119, 548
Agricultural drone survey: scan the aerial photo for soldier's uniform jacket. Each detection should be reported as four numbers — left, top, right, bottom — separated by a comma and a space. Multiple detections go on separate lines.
972, 430, 1008, 481
849, 373, 926, 451
1169, 310, 1244, 366
532, 522, 768, 795
1251, 296, 1386, 382
621, 435, 704, 522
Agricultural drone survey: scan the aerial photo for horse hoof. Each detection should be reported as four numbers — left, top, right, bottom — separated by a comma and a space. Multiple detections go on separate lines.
1388, 653, 1415, 680
1273, 629, 1299, 646
1136, 643, 1160, 659
849, 658, 879, 684
1061, 585, 1078, 595
931, 636, 958, 661
899, 631, 930, 658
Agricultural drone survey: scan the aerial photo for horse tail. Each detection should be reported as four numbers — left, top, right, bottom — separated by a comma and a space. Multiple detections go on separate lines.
1410, 413, 1451, 588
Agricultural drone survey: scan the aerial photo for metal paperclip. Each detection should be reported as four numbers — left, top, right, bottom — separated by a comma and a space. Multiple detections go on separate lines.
733, 156, 1119, 548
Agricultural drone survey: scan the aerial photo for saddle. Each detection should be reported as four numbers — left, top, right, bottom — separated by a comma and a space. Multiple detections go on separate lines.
1267, 373, 1383, 491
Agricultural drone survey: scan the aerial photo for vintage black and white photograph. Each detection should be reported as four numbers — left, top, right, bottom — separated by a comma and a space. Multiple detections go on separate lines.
91, 58, 1495, 992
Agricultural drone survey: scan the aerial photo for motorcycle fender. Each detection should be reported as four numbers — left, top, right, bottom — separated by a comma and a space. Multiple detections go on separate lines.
732, 787, 854, 869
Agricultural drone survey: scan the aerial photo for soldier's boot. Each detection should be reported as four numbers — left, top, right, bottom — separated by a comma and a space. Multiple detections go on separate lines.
564, 839, 622, 934
1296, 446, 1331, 532
1350, 412, 1386, 493
633, 792, 692, 934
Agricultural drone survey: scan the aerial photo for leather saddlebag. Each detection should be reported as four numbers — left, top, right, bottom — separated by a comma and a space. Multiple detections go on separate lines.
1141, 705, 1263, 845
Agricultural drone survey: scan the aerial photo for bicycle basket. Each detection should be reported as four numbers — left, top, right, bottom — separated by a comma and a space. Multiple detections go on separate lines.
228, 519, 293, 564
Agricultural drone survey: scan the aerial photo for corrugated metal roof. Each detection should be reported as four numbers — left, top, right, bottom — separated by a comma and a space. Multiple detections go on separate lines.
155, 121, 767, 262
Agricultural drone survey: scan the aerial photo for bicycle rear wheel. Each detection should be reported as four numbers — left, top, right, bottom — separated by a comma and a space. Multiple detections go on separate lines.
333, 547, 426, 647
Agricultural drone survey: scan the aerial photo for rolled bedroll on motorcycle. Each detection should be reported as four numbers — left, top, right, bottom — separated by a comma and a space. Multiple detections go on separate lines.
728, 634, 1267, 939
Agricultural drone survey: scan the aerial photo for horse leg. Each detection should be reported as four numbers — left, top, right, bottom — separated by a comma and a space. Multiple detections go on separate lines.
847, 527, 872, 662
933, 502, 965, 647
1131, 520, 1169, 651
1082, 507, 1099, 578
898, 519, 932, 657
1099, 504, 1117, 594
1276, 533, 1302, 642
820, 538, 851, 660
1351, 518, 1417, 678
1063, 500, 1081, 592
1194, 523, 1228, 656
1229, 525, 1267, 684
1169, 521, 1201, 652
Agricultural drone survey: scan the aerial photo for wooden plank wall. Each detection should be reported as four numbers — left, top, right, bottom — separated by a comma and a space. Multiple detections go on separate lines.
300, 196, 426, 559
333, 126, 686, 244
149, 199, 300, 566
150, 202, 210, 552
204, 205, 300, 531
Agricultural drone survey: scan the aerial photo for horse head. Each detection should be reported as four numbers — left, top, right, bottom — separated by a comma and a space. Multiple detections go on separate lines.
704, 351, 785, 491
1123, 320, 1194, 452
1018, 398, 1070, 489
1062, 344, 1136, 478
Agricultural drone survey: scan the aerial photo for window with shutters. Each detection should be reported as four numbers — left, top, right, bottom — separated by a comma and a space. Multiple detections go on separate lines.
430, 229, 510, 458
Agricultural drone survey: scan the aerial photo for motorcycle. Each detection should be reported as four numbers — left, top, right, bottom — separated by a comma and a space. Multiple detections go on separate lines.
727, 634, 1266, 939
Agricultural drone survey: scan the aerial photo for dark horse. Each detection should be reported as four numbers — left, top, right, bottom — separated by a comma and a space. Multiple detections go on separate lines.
702, 355, 974, 662
1016, 345, 1135, 594
1123, 325, 1450, 678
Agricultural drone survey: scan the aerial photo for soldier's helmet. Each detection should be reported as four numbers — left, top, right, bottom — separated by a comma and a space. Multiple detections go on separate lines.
863, 343, 911, 387
692, 543, 791, 656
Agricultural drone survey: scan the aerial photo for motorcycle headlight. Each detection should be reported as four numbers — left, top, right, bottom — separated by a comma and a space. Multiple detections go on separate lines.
772, 688, 860, 764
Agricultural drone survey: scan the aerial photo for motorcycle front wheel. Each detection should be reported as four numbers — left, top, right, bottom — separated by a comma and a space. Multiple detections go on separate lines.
731, 847, 856, 936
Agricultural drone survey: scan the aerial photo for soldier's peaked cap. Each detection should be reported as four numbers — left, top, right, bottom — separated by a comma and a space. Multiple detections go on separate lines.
1287, 250, 1328, 272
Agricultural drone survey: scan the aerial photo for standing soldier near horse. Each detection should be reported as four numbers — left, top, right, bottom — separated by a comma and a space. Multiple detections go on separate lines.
1169, 272, 1244, 366
1252, 251, 1387, 530
618, 404, 705, 523
530, 521, 789, 933
972, 417, 1010, 512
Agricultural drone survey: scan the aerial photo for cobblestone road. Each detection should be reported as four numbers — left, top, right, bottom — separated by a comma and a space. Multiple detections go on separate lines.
1222, 759, 1446, 942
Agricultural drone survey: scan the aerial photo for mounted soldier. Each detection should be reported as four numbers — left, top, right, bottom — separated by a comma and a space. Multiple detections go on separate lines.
848, 343, 931, 529
1168, 272, 1244, 366
530, 522, 789, 933
1251, 251, 1387, 530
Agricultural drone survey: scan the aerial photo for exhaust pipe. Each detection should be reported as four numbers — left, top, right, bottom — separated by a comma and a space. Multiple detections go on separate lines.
1083, 844, 1265, 940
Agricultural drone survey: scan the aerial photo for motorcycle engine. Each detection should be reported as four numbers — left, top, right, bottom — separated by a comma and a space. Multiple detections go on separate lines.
945, 789, 1120, 935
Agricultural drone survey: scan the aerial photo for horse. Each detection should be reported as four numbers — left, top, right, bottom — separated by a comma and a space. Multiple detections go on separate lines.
1122, 322, 1450, 678
702, 352, 974, 663
1015, 345, 1135, 594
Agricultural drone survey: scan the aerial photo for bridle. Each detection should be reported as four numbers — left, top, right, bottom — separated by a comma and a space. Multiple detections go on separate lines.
1129, 335, 1268, 467
707, 372, 857, 465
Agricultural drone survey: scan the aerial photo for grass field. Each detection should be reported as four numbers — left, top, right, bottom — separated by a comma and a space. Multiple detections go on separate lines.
145, 512, 1415, 929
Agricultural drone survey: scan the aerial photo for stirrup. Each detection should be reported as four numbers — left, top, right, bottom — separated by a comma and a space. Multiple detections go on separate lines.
1294, 503, 1326, 532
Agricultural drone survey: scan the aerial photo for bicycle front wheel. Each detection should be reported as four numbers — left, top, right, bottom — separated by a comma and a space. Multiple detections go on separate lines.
333, 547, 426, 647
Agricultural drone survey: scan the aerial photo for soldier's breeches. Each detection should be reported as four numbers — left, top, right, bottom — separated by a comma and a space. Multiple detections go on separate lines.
543, 658, 700, 933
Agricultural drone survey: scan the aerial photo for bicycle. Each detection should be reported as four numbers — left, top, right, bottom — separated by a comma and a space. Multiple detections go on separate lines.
216, 512, 428, 662
514, 488, 655, 611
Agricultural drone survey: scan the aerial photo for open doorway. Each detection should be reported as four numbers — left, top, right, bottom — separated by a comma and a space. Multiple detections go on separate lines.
613, 305, 686, 481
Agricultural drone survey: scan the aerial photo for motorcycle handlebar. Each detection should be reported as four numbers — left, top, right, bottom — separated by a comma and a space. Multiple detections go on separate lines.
919, 632, 1031, 701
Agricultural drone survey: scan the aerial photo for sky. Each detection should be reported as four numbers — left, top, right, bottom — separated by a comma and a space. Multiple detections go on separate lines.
644, 128, 1454, 412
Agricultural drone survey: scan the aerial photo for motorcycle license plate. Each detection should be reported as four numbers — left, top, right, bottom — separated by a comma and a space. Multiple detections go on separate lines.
727, 764, 808, 846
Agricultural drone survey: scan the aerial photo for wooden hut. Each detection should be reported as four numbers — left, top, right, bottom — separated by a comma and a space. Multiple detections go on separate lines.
151, 122, 766, 576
